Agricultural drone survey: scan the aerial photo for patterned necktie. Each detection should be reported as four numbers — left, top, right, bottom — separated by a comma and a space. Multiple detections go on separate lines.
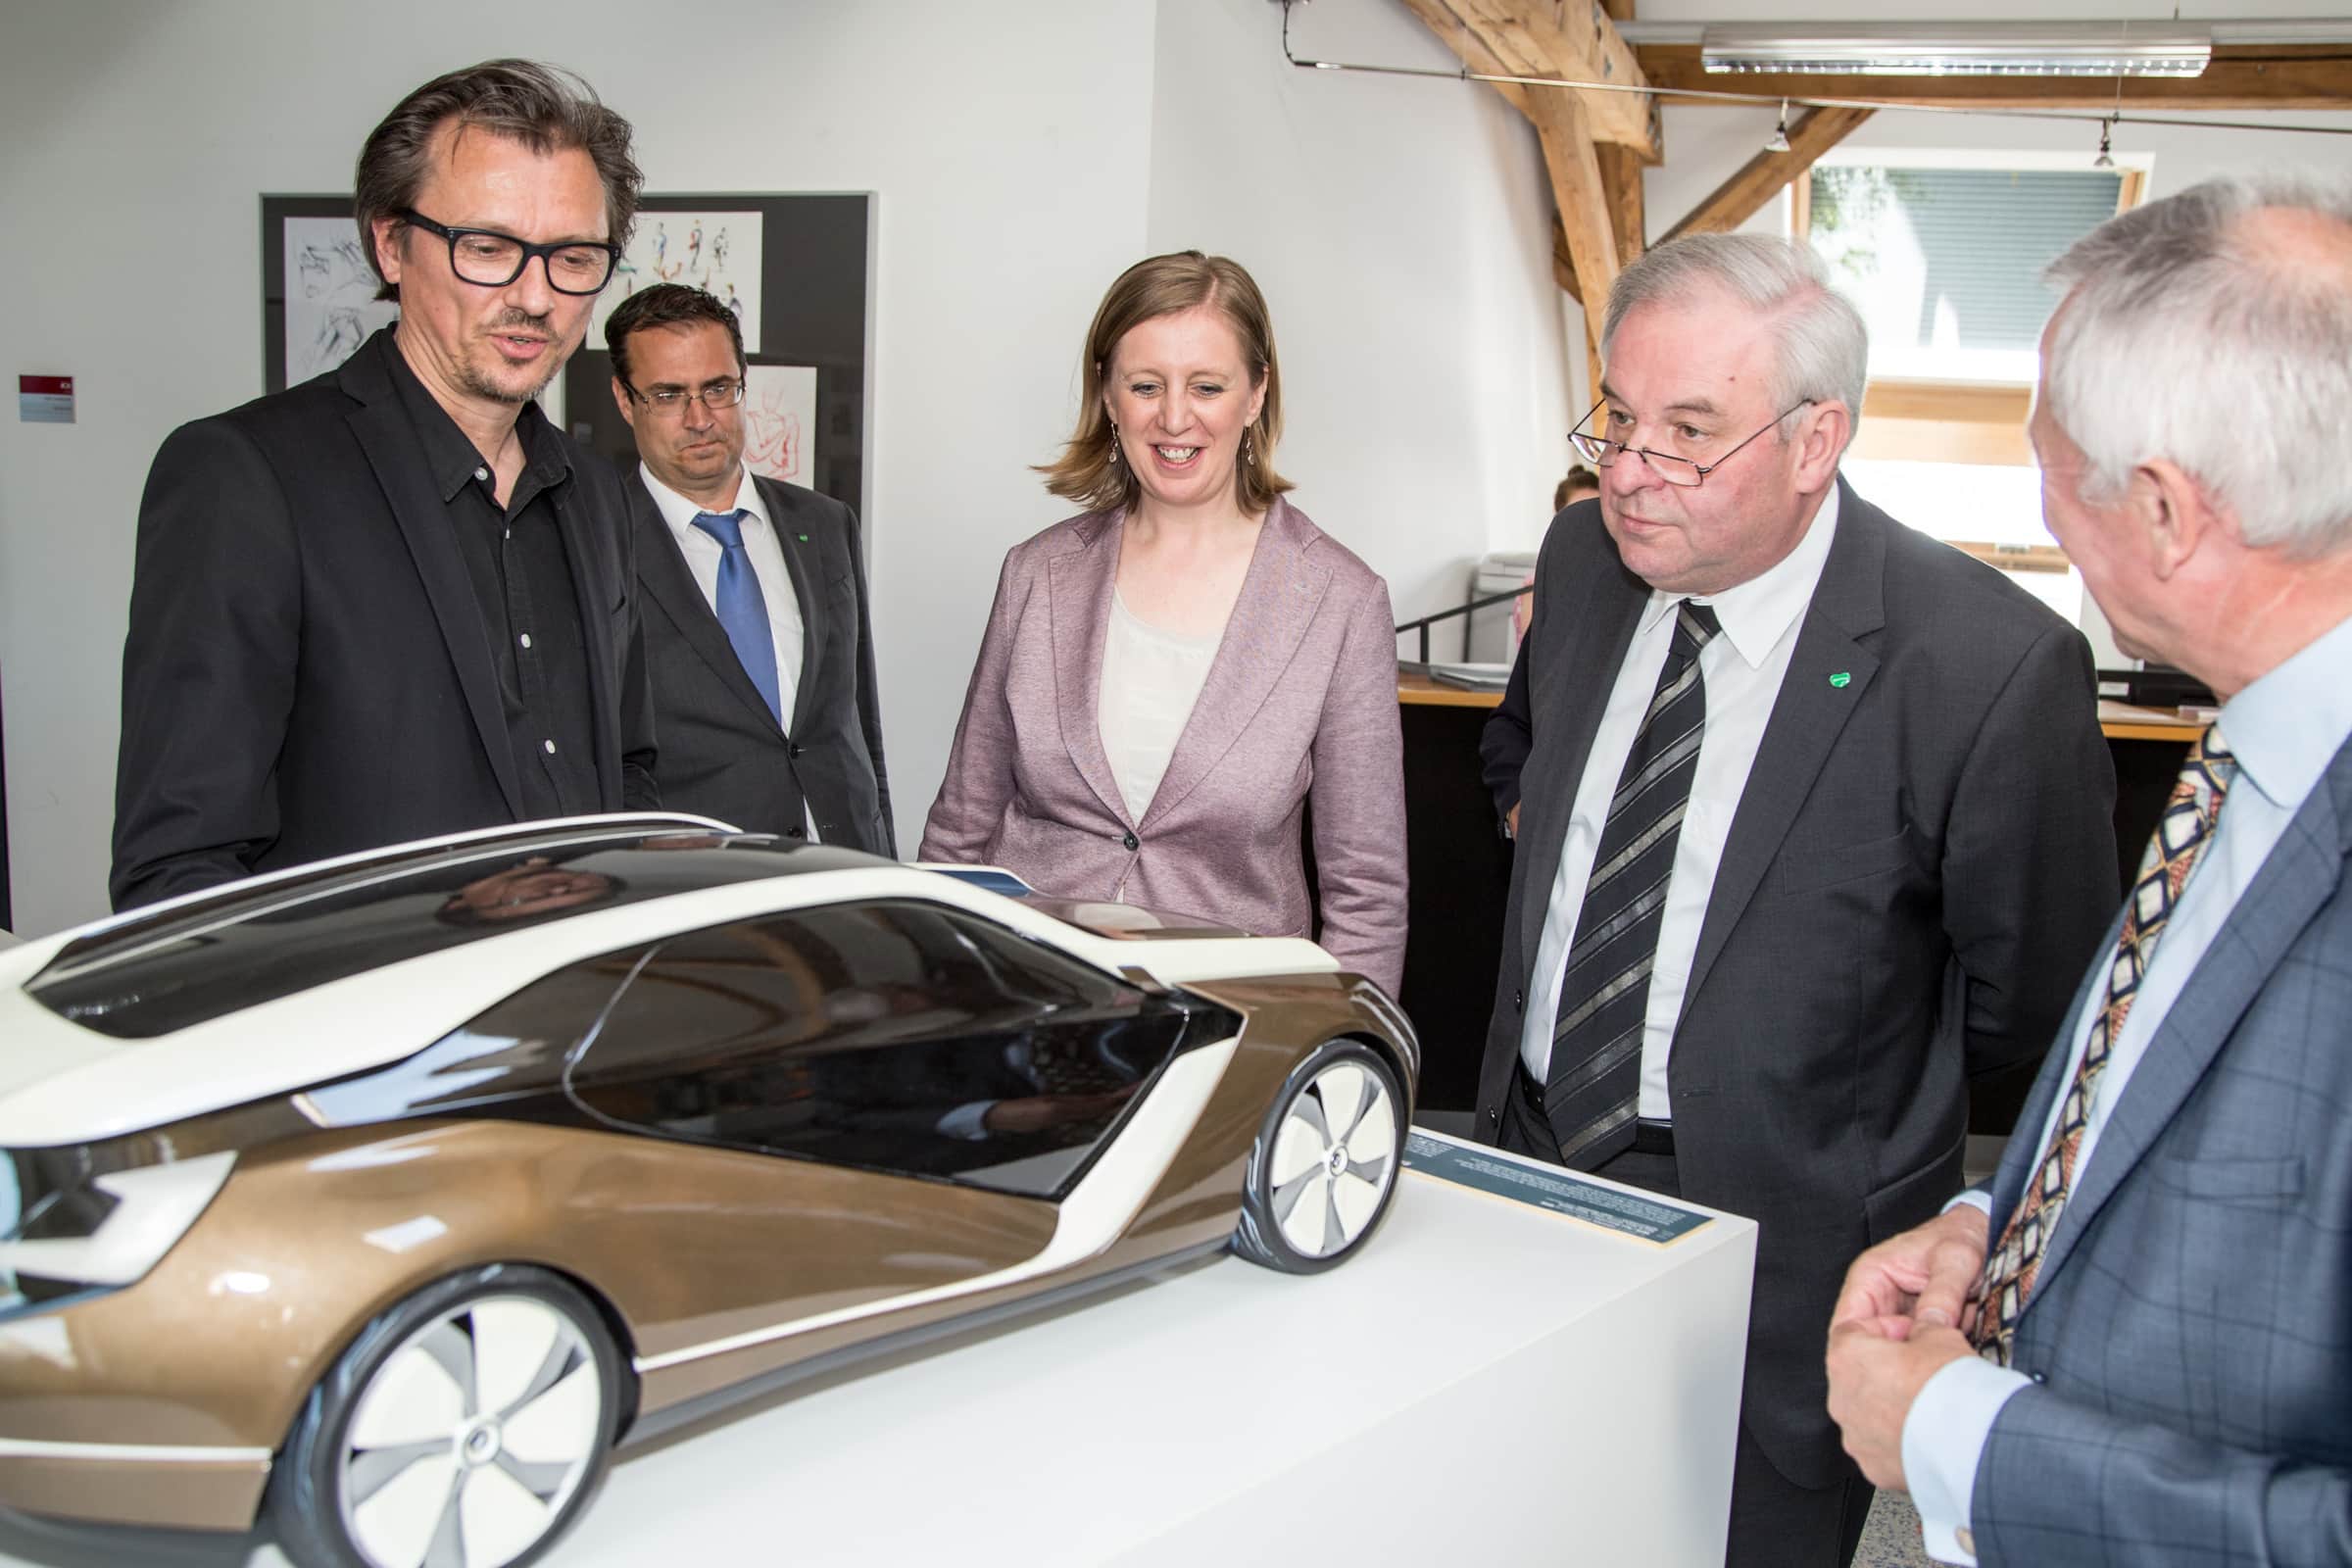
691, 509, 783, 725
1974, 724, 2234, 1366
1545, 599, 1723, 1168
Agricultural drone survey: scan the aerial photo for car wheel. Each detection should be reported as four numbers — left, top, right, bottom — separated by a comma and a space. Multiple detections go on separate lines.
269, 1265, 623, 1568
1232, 1041, 1403, 1274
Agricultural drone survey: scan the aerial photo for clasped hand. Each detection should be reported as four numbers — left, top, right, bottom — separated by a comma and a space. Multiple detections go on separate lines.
1823, 1205, 1989, 1490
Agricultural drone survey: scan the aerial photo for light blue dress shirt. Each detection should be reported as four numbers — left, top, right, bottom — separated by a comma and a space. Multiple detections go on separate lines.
1903, 609, 2352, 1565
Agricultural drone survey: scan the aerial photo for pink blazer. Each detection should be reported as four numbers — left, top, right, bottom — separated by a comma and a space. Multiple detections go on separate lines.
920, 497, 1407, 994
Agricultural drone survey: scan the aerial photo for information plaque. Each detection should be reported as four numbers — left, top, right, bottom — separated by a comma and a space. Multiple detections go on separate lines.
1402, 1129, 1714, 1245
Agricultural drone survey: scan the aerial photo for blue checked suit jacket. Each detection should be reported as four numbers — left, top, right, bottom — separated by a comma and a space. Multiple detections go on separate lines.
1974, 731, 2352, 1565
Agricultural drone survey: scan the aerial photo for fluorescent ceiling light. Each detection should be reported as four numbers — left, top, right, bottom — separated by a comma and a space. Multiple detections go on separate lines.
1693, 24, 2214, 77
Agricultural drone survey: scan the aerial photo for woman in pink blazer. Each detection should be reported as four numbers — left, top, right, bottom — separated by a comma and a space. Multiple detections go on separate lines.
920, 252, 1406, 994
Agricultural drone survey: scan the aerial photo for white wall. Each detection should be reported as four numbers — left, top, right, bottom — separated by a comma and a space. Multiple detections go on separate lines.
0, 0, 1574, 936
1145, 0, 1574, 622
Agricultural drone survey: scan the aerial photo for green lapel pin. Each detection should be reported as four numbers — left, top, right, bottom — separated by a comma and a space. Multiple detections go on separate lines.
1829, 671, 1852, 689
796, 533, 809, 543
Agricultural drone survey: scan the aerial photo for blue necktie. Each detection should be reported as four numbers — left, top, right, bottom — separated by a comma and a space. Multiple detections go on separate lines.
690, 510, 782, 724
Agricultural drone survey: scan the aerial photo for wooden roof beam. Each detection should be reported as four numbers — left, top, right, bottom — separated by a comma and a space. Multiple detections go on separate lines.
1399, 0, 1661, 159
1659, 105, 1874, 246
1634, 42, 2352, 112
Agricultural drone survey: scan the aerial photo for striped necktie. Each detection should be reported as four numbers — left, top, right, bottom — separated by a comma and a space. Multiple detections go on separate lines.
1545, 599, 1722, 1168
1974, 724, 2234, 1366
691, 509, 783, 725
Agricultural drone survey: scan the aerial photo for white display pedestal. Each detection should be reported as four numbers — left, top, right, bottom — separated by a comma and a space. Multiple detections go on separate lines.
0, 1141, 1756, 1568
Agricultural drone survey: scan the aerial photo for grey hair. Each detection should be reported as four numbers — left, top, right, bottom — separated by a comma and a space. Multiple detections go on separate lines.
1600, 232, 1869, 447
2043, 172, 2352, 560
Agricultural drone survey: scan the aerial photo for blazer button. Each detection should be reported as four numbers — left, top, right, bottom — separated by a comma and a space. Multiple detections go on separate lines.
785, 825, 807, 840
1485, 1106, 1499, 1125
788, 743, 805, 759
1513, 988, 1524, 1011
1122, 831, 1139, 852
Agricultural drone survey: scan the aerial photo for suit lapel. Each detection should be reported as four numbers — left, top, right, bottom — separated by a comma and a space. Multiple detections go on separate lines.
338, 342, 523, 817
1682, 483, 1885, 1009
629, 478, 783, 737
2026, 740, 2352, 1301
1515, 515, 1646, 980
1142, 499, 1331, 829
752, 475, 825, 738
1046, 513, 1130, 823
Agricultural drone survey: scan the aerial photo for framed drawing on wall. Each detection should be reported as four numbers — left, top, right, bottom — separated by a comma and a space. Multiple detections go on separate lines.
563, 192, 873, 522
260, 196, 401, 395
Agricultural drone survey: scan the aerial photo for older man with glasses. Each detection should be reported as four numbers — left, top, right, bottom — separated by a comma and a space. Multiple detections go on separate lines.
111, 59, 658, 911
1473, 232, 2120, 1568
605, 283, 894, 853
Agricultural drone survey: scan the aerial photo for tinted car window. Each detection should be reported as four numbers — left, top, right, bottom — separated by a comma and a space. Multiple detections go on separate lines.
300, 947, 652, 1126
569, 902, 1193, 1198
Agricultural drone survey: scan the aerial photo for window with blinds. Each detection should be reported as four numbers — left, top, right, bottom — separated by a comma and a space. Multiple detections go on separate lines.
1793, 155, 2142, 612
1803, 163, 2132, 383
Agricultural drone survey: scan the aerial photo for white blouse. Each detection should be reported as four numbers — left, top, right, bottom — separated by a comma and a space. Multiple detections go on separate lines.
1098, 588, 1221, 823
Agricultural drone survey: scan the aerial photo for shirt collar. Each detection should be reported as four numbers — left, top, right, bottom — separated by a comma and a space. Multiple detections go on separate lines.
381, 337, 568, 504
1637, 480, 1842, 667
640, 462, 765, 536
2215, 608, 2352, 811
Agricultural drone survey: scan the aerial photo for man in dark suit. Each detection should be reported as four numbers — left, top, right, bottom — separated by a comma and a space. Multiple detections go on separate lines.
606, 284, 892, 853
110, 61, 658, 911
1477, 233, 2119, 1567
1828, 174, 2352, 1568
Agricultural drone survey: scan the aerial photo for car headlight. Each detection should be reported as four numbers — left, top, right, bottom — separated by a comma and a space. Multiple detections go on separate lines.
0, 1150, 236, 1299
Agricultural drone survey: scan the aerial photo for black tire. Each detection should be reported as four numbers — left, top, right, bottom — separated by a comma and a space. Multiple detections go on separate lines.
1231, 1040, 1405, 1274
268, 1264, 624, 1568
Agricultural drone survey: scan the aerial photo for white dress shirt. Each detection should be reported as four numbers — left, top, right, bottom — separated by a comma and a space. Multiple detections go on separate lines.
640, 461, 817, 841
1522, 485, 1841, 1116
1902, 608, 2352, 1566
1098, 589, 1219, 824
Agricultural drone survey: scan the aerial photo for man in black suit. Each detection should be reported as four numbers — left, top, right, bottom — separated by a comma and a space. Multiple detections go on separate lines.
111, 60, 658, 911
606, 285, 892, 852
1477, 234, 2119, 1567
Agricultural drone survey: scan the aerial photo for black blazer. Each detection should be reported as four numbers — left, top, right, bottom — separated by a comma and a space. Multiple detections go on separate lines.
631, 472, 894, 854
111, 331, 658, 911
1477, 485, 2121, 1487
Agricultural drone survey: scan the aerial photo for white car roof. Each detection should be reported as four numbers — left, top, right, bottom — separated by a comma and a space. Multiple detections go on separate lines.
0, 822, 1331, 1149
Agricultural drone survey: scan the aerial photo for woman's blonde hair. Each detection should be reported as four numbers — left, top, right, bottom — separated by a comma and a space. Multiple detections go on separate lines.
1038, 250, 1293, 514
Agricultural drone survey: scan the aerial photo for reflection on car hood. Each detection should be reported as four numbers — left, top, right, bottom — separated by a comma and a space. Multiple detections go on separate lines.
916, 865, 1245, 942
1011, 898, 1246, 943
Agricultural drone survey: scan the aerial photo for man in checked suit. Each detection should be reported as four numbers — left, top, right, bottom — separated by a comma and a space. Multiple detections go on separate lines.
1828, 175, 2352, 1568
1477, 233, 2120, 1566
607, 285, 893, 852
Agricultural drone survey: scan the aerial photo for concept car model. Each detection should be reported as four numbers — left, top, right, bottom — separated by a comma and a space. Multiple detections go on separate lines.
0, 817, 1417, 1568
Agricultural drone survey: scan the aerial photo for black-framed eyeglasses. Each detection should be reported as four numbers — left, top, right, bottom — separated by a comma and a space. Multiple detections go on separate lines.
623, 379, 748, 416
1569, 399, 1815, 488
397, 208, 621, 295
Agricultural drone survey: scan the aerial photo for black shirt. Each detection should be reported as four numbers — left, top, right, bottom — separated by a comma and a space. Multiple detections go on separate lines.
383, 349, 601, 819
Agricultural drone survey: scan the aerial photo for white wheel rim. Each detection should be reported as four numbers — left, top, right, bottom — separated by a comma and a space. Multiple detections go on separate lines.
339, 1294, 603, 1568
1269, 1057, 1397, 1258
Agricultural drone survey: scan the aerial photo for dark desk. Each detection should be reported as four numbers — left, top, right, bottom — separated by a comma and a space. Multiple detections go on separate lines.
1396, 674, 2198, 1123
